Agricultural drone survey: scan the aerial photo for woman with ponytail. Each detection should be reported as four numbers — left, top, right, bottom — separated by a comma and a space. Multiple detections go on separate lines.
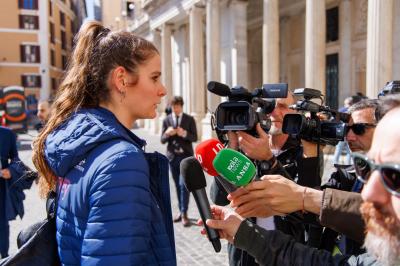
32, 21, 176, 265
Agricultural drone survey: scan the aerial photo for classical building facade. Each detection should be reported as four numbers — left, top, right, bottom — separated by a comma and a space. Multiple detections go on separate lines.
127, 0, 399, 139
0, 0, 86, 100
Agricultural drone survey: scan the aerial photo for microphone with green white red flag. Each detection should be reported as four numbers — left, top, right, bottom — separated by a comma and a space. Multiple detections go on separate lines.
212, 148, 257, 186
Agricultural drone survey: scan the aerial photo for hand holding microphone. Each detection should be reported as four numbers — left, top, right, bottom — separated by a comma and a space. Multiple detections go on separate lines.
180, 157, 221, 253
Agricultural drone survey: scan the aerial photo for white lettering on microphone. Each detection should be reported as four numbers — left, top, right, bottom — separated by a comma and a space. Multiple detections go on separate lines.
236, 162, 250, 182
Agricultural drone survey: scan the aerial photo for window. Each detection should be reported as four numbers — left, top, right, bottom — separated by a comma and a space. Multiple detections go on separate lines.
70, 20, 75, 35
51, 78, 57, 91
70, 0, 75, 11
49, 22, 55, 43
326, 7, 339, 42
18, 0, 38, 10
19, 15, 39, 30
62, 55, 68, 70
20, 45, 40, 63
49, 0, 53, 16
50, 50, 55, 66
61, 30, 66, 50
126, 2, 135, 18
21, 75, 41, 87
60, 11, 65, 27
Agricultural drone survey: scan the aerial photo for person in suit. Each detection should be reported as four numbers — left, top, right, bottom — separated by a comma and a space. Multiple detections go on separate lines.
0, 127, 34, 258
161, 96, 198, 226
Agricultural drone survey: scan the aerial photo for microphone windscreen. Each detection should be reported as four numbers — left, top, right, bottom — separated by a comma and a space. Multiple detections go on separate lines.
180, 156, 207, 192
207, 81, 231, 97
212, 148, 256, 186
195, 139, 224, 176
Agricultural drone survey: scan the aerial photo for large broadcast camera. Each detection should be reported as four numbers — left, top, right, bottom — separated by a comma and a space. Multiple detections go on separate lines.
282, 88, 350, 146
207, 81, 288, 134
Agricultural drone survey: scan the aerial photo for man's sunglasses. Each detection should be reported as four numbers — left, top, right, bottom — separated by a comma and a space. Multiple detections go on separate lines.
347, 123, 376, 136
352, 153, 400, 197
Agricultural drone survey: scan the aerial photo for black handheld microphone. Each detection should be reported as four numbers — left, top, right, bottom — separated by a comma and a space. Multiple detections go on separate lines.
180, 157, 221, 253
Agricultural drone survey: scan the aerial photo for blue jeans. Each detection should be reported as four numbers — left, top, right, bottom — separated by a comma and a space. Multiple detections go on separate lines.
169, 156, 190, 214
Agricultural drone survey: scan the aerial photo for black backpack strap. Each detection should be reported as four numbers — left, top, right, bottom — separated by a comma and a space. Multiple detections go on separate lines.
46, 177, 66, 220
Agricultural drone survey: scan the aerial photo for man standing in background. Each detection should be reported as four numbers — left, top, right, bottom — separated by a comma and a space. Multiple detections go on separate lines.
161, 96, 197, 227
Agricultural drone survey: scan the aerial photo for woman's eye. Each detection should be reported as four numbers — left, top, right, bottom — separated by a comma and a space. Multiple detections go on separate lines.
152, 76, 159, 82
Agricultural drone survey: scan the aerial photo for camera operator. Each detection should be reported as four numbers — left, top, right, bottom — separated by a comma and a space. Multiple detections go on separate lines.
202, 95, 400, 266
210, 92, 323, 265
229, 99, 380, 255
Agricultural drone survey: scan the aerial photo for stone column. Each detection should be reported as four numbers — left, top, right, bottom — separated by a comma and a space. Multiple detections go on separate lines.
161, 23, 173, 101
263, 0, 279, 83
305, 0, 326, 93
202, 0, 221, 140
189, 4, 205, 138
339, 0, 352, 103
158, 23, 173, 134
366, 0, 393, 97
149, 29, 162, 134
229, 0, 248, 88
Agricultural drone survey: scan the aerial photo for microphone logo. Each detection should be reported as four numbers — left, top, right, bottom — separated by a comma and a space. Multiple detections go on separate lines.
227, 157, 240, 172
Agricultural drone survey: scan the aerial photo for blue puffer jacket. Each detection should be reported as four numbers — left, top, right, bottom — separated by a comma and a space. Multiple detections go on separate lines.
45, 107, 176, 266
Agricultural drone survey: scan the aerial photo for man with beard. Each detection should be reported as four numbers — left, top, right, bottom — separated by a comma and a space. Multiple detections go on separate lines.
204, 96, 400, 266
210, 92, 323, 266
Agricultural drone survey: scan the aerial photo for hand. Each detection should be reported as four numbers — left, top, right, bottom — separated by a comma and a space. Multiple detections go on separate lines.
1, 169, 11, 179
198, 205, 244, 244
176, 127, 186, 137
301, 140, 325, 158
301, 140, 318, 158
229, 175, 303, 217
165, 126, 177, 136
227, 131, 239, 150
237, 124, 273, 161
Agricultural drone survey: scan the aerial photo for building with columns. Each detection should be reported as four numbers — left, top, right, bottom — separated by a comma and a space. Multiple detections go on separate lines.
127, 0, 400, 139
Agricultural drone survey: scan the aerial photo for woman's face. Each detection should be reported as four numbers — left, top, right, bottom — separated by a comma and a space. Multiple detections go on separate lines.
125, 54, 166, 120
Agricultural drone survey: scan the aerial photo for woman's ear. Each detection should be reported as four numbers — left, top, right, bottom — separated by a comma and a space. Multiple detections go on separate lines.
110, 66, 127, 92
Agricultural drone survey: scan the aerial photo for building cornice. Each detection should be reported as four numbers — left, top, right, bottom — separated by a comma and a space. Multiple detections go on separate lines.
0, 62, 40, 67
0, 28, 39, 34
148, 0, 203, 30
53, 0, 76, 20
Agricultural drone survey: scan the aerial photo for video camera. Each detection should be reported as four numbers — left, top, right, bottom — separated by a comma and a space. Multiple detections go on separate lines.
282, 88, 350, 146
207, 81, 288, 134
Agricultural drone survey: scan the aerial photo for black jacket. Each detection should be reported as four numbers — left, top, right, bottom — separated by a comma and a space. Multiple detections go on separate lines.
319, 166, 365, 255
160, 113, 197, 160
234, 220, 379, 266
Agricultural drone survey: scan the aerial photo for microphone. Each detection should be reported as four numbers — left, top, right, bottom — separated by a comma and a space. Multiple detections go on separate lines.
195, 139, 238, 193
180, 157, 222, 253
207, 81, 231, 97
212, 148, 257, 187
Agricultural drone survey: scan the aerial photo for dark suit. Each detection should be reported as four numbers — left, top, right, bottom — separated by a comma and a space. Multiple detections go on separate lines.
161, 113, 197, 214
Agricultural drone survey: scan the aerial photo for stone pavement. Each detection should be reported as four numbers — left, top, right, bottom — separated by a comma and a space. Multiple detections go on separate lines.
9, 129, 340, 265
